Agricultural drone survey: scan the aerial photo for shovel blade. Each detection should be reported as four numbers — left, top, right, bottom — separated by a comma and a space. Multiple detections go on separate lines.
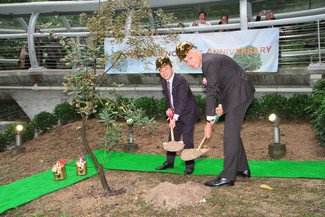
180, 148, 209, 161
163, 141, 185, 152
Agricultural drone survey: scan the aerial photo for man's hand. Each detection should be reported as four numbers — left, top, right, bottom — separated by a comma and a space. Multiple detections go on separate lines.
169, 118, 176, 128
259, 10, 265, 16
192, 21, 198, 26
166, 108, 174, 119
215, 104, 224, 116
204, 122, 213, 139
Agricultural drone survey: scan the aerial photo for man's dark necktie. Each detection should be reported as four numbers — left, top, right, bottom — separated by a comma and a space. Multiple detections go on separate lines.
167, 81, 174, 109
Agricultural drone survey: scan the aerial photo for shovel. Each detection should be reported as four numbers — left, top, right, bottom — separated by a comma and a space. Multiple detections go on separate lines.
180, 115, 219, 161
180, 135, 209, 161
163, 126, 185, 152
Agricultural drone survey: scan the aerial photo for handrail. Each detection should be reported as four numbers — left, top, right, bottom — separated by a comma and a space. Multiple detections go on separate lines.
1, 13, 324, 39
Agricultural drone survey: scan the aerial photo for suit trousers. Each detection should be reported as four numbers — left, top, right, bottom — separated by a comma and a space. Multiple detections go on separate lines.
220, 97, 253, 181
166, 118, 195, 169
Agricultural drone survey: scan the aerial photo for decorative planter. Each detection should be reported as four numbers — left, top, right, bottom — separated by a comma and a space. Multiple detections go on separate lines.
52, 160, 67, 181
76, 156, 87, 176
76, 162, 87, 176
53, 165, 67, 181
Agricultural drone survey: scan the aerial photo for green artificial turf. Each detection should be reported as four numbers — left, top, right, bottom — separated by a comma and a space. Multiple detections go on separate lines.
1, 150, 324, 214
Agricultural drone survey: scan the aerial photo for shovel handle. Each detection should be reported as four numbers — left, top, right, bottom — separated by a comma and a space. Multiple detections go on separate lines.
170, 126, 174, 141
197, 135, 206, 150
197, 116, 219, 151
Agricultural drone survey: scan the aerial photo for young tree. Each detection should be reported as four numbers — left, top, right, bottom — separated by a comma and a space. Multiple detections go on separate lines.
63, 0, 176, 196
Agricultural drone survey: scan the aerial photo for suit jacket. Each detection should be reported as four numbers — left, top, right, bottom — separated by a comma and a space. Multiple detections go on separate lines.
162, 73, 200, 124
202, 53, 255, 116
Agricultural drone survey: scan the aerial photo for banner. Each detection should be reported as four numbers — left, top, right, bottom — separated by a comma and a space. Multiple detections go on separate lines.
104, 28, 279, 74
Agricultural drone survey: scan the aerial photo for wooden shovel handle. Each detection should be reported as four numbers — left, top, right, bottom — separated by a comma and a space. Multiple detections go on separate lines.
197, 135, 206, 150
196, 117, 218, 151
170, 126, 174, 141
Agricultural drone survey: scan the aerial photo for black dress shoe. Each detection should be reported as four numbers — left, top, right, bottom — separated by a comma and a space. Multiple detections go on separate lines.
236, 169, 251, 178
156, 162, 174, 170
184, 168, 194, 175
204, 177, 234, 187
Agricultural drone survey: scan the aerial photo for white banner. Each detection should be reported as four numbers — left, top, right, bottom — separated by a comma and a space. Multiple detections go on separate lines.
105, 28, 279, 74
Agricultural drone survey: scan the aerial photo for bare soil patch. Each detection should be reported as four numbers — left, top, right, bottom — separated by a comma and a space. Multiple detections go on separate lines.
1, 119, 324, 216
143, 181, 211, 210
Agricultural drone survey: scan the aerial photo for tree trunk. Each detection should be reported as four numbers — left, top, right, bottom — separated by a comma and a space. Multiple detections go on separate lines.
81, 118, 112, 196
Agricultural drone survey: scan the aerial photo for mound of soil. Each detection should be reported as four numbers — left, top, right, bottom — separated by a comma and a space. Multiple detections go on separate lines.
143, 181, 211, 210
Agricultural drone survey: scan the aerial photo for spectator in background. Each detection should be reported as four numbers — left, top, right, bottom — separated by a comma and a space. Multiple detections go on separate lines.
219, 15, 229, 25
218, 15, 229, 32
190, 11, 211, 27
256, 10, 275, 21
19, 28, 44, 69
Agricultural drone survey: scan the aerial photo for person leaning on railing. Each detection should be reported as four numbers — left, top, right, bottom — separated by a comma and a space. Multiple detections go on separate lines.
255, 10, 277, 29
189, 10, 211, 27
218, 15, 229, 32
256, 10, 275, 21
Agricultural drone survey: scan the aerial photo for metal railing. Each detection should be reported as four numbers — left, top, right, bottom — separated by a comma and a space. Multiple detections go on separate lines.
0, 12, 324, 71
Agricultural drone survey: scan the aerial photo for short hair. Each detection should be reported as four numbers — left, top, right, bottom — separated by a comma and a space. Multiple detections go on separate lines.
198, 11, 207, 17
220, 15, 228, 20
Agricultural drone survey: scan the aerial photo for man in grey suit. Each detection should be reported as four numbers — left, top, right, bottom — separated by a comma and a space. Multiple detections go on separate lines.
176, 41, 255, 187
155, 56, 200, 175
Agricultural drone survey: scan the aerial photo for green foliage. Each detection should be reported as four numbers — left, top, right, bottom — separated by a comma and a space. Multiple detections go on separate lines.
0, 0, 29, 3
19, 122, 35, 143
54, 102, 80, 124
134, 96, 160, 118
258, 93, 288, 119
307, 79, 325, 116
246, 97, 261, 119
233, 45, 262, 71
63, 69, 98, 117
0, 122, 34, 152
194, 95, 206, 119
31, 111, 58, 133
286, 94, 312, 120
0, 124, 18, 152
156, 98, 168, 119
312, 99, 325, 146
0, 133, 10, 152
98, 105, 123, 150
307, 79, 325, 146
123, 101, 156, 128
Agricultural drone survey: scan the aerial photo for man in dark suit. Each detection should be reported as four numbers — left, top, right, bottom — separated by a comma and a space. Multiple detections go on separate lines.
155, 56, 200, 175
176, 41, 255, 187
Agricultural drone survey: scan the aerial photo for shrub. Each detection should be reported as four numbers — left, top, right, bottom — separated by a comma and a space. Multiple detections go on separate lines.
32, 111, 58, 133
0, 133, 9, 152
194, 95, 206, 119
286, 94, 312, 120
0, 124, 16, 152
115, 97, 135, 120
258, 93, 288, 119
21, 122, 35, 142
134, 96, 159, 118
246, 97, 260, 119
307, 79, 325, 146
54, 102, 80, 124
156, 98, 168, 119
0, 122, 34, 152
312, 99, 325, 146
